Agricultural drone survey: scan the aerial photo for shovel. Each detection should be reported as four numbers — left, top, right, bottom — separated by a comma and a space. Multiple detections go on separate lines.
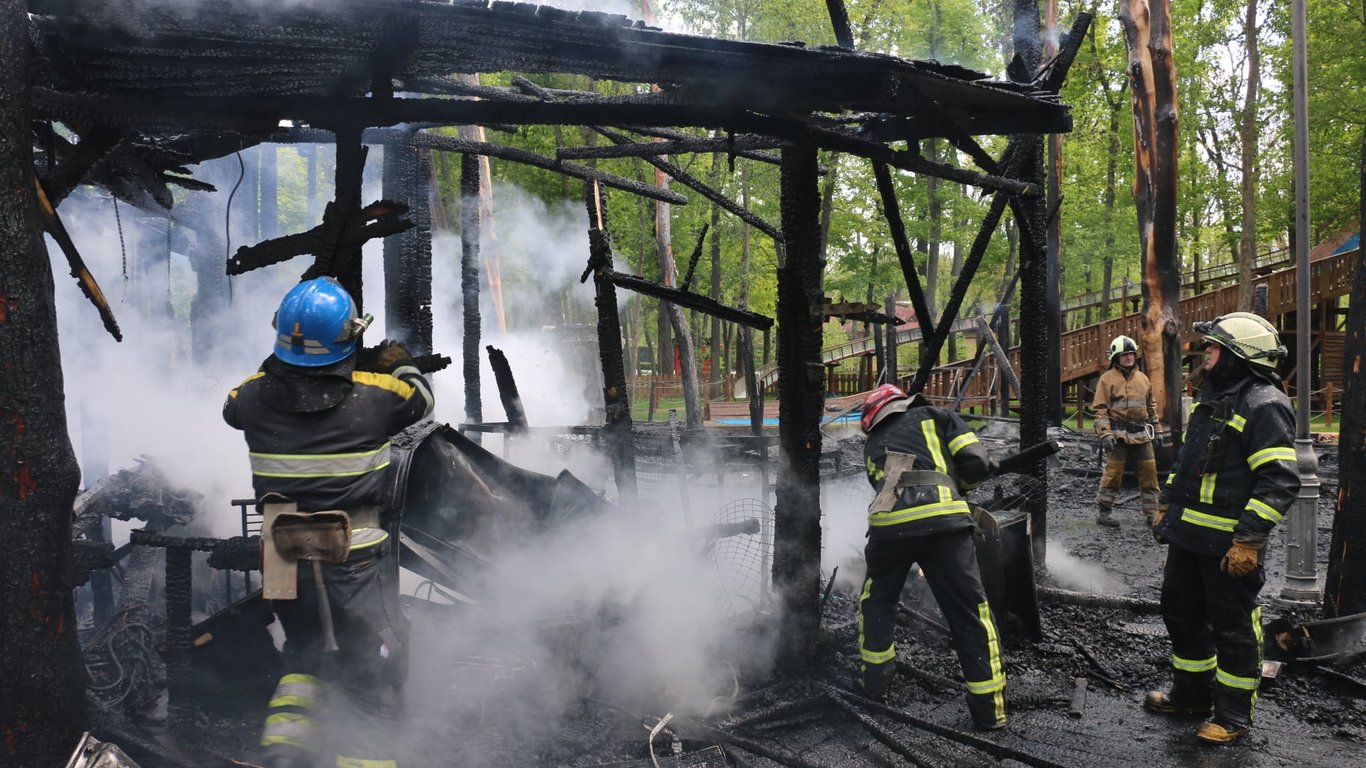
272, 511, 350, 653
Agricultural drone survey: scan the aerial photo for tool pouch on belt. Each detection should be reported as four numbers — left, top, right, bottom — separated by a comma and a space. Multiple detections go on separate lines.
262, 497, 351, 600
868, 451, 961, 515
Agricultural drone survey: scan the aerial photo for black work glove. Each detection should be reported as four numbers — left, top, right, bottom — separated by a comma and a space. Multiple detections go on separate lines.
374, 340, 414, 373
1101, 433, 1117, 453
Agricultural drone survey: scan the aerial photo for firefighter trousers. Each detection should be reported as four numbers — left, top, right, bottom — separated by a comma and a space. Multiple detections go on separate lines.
858, 529, 1007, 727
1159, 544, 1265, 729
1097, 440, 1160, 517
261, 538, 408, 768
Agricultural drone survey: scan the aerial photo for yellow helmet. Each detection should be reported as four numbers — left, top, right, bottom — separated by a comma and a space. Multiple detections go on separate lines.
1194, 312, 1286, 370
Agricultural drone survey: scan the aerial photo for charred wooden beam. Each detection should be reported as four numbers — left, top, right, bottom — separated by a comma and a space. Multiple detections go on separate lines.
826, 693, 945, 768
486, 346, 528, 434
774, 141, 824, 668
38, 125, 121, 204
227, 199, 412, 276
872, 162, 935, 338
808, 125, 1038, 197
604, 270, 772, 330
460, 153, 483, 437
556, 134, 787, 161
592, 127, 781, 240
583, 182, 637, 504
33, 176, 121, 341
618, 126, 785, 165
820, 301, 901, 325
405, 131, 686, 205
823, 0, 856, 49
680, 224, 708, 292
381, 134, 434, 355
1037, 14, 1094, 93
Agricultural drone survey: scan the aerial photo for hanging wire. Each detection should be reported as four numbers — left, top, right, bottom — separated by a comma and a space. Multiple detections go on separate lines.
225, 151, 247, 303
112, 196, 129, 303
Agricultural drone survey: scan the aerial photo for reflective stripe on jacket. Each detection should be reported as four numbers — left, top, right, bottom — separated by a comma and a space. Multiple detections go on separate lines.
863, 405, 992, 540
224, 361, 433, 511
1162, 374, 1298, 555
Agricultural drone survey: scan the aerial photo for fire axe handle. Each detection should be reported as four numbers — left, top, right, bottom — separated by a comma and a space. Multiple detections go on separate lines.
994, 439, 1061, 476
312, 560, 339, 653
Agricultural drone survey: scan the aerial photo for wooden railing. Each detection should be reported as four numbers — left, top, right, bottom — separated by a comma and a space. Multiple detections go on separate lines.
750, 246, 1357, 398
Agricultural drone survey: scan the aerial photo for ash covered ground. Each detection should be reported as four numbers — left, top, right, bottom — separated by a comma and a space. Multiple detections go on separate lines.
108, 427, 1366, 768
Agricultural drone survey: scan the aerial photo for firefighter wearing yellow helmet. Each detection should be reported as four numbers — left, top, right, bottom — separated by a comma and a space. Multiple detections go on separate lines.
1092, 335, 1160, 527
1145, 312, 1297, 745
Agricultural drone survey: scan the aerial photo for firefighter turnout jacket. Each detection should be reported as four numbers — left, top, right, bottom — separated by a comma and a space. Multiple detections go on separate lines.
1093, 365, 1158, 443
223, 355, 434, 511
1159, 373, 1298, 555
863, 404, 994, 538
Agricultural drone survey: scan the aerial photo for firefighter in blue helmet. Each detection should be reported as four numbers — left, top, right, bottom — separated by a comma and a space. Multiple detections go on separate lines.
224, 277, 434, 768
856, 384, 1007, 731
1146, 312, 1298, 744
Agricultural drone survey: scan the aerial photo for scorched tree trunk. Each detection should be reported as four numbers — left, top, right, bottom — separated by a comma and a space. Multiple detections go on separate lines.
0, 0, 88, 760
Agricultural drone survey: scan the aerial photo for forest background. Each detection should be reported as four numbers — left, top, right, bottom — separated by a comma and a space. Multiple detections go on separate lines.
227, 0, 1366, 407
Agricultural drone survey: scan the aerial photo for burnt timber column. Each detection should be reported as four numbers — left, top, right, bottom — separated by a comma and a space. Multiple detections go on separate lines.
333, 123, 368, 309
459, 153, 483, 437
1014, 0, 1051, 565
0, 0, 87, 760
586, 182, 637, 505
381, 135, 434, 355
1044, 0, 1064, 424
774, 142, 823, 667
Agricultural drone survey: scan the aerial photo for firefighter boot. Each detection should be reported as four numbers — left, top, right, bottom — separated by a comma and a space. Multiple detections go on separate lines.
1143, 690, 1213, 716
1096, 505, 1120, 528
858, 661, 895, 702
1197, 720, 1250, 744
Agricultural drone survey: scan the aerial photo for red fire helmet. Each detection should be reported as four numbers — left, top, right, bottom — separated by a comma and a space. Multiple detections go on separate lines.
860, 383, 910, 432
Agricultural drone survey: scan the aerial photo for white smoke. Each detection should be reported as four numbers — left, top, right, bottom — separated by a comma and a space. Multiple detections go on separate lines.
1044, 540, 1125, 594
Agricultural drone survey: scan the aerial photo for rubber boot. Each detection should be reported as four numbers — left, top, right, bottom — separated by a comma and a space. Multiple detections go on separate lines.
1196, 720, 1249, 744
1143, 690, 1213, 715
1096, 505, 1120, 528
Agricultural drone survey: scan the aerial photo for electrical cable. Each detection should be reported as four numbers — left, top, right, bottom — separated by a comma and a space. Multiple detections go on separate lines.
225, 151, 246, 303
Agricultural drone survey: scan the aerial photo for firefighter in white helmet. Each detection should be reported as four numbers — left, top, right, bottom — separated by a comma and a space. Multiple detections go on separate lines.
1092, 335, 1161, 527
1145, 312, 1298, 744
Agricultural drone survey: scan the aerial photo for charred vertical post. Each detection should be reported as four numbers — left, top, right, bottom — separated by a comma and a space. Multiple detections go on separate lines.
486, 345, 528, 433
1013, 0, 1051, 565
585, 182, 637, 504
460, 153, 483, 438
0, 2, 87, 760
774, 142, 824, 667
381, 134, 434, 355
165, 546, 194, 733
332, 123, 368, 307
1326, 134, 1366, 617
884, 295, 898, 385
1044, 0, 1065, 425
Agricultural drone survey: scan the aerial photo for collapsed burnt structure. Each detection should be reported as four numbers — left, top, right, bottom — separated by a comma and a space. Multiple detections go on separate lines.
0, 0, 1116, 765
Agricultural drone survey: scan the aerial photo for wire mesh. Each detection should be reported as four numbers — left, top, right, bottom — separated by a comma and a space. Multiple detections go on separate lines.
705, 498, 774, 620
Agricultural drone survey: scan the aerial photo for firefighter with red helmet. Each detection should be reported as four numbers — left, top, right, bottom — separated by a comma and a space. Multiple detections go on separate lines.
1093, 335, 1161, 528
1145, 312, 1298, 744
224, 277, 434, 768
856, 384, 1007, 730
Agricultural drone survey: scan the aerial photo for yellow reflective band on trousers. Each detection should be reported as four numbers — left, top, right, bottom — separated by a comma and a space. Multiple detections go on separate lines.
921, 419, 948, 473
1246, 498, 1284, 525
336, 757, 398, 768
948, 432, 979, 455
1248, 446, 1297, 470
1250, 605, 1264, 717
965, 602, 1006, 722
1179, 508, 1236, 532
249, 443, 392, 479
858, 577, 895, 665
1216, 668, 1259, 691
1171, 654, 1217, 673
269, 675, 323, 710
261, 712, 317, 749
868, 499, 971, 528
1199, 473, 1217, 505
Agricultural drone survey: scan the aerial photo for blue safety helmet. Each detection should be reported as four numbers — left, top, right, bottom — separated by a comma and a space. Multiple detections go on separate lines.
271, 277, 359, 367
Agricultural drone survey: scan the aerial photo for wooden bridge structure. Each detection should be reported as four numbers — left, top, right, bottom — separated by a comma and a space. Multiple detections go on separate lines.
740, 242, 1358, 414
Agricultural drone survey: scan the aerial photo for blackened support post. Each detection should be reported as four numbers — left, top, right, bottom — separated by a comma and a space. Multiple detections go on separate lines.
381, 134, 434, 355
330, 123, 368, 308
1014, 0, 1051, 566
460, 153, 483, 441
774, 141, 824, 667
585, 181, 638, 505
